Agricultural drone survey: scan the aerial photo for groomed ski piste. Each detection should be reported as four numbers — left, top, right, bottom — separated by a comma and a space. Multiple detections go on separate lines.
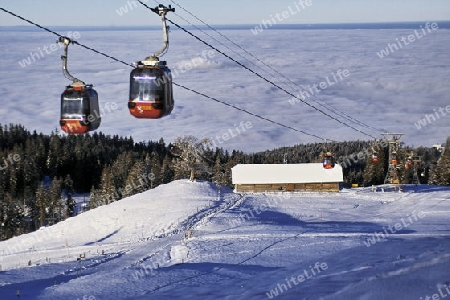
0, 180, 449, 299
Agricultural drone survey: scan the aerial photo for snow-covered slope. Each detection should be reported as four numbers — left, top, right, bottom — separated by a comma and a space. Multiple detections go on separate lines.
0, 181, 449, 300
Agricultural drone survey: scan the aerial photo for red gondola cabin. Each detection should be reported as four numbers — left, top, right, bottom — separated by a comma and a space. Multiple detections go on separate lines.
323, 152, 336, 169
60, 84, 101, 134
128, 61, 174, 119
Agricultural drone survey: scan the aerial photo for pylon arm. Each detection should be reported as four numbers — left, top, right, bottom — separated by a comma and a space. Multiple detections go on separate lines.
58, 37, 84, 86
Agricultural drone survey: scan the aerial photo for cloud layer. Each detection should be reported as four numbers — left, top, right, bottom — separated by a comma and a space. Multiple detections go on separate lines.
0, 27, 449, 152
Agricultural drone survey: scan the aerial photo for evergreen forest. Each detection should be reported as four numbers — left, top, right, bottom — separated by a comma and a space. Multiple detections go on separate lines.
1, 123, 448, 240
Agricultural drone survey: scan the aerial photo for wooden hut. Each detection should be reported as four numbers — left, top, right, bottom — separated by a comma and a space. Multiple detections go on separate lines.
232, 163, 343, 193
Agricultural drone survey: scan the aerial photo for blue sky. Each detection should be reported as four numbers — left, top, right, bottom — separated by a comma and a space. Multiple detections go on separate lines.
1, 0, 450, 27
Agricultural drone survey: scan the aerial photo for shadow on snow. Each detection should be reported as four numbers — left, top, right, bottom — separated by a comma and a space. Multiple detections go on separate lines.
238, 210, 416, 235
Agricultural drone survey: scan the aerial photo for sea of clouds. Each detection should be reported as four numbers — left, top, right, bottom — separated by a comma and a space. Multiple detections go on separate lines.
0, 26, 449, 152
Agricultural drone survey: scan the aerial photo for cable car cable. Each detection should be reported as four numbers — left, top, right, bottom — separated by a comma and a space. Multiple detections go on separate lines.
168, 0, 382, 134
139, 1, 379, 137
162, 3, 334, 134
0, 7, 62, 37
172, 82, 326, 140
166, 17, 378, 139
0, 6, 332, 142
136, 1, 377, 140
0, 7, 133, 68
162, 1, 288, 84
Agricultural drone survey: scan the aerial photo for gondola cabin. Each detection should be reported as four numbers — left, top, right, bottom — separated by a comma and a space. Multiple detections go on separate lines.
60, 84, 101, 134
405, 158, 413, 169
128, 61, 174, 119
372, 152, 379, 163
323, 152, 335, 169
391, 152, 398, 165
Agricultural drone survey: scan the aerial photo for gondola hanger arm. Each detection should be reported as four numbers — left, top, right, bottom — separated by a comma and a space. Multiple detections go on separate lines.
142, 4, 175, 64
58, 36, 85, 86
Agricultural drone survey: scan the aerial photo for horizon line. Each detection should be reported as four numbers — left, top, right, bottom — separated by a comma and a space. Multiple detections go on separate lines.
2, 20, 450, 29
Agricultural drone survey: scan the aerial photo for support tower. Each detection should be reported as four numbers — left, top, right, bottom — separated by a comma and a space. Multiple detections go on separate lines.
381, 133, 404, 185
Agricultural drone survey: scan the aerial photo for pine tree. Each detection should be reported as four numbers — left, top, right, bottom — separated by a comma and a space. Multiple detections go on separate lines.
2, 193, 24, 238
64, 174, 74, 194
46, 133, 61, 177
0, 165, 6, 202
100, 166, 117, 204
63, 174, 75, 217
150, 152, 161, 188
212, 155, 229, 186
123, 161, 148, 198
89, 185, 103, 210
429, 137, 450, 185
23, 156, 39, 201
362, 146, 386, 186
8, 165, 18, 199
0, 190, 7, 239
35, 183, 48, 228
48, 177, 63, 225
66, 194, 75, 218
110, 152, 134, 197
160, 154, 174, 184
